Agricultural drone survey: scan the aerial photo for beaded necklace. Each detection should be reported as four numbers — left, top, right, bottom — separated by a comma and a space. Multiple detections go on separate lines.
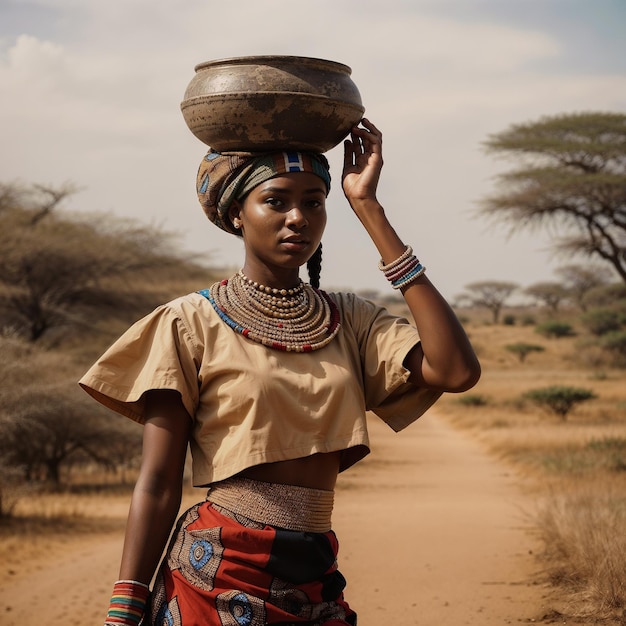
199, 270, 341, 352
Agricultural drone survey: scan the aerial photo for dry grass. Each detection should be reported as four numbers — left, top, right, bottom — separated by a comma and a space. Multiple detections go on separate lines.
535, 477, 626, 618
0, 487, 129, 589
439, 311, 626, 622
0, 480, 206, 592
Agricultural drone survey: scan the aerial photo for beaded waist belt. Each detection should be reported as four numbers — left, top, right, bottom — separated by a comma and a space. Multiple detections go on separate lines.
206, 476, 334, 533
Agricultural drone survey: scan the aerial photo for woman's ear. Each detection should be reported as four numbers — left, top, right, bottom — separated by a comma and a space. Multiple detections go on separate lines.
228, 201, 242, 231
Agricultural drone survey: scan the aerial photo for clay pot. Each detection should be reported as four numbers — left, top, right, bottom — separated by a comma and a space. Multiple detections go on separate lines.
180, 55, 364, 153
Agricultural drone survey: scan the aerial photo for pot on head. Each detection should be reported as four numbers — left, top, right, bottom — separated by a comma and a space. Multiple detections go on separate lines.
181, 55, 365, 153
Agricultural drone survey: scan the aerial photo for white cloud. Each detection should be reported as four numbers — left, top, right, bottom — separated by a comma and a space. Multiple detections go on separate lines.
7, 34, 64, 72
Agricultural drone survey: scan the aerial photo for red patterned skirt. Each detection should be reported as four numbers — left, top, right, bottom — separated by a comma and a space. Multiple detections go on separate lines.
147, 478, 356, 626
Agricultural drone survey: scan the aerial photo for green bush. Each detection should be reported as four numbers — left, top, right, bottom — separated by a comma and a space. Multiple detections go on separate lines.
523, 385, 596, 419
505, 342, 545, 363
535, 320, 575, 338
581, 308, 625, 336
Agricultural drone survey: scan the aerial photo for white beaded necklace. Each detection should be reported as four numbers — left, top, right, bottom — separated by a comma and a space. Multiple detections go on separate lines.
202, 271, 341, 352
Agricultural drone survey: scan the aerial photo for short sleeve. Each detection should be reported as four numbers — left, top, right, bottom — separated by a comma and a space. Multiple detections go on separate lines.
335, 292, 442, 432
78, 302, 202, 423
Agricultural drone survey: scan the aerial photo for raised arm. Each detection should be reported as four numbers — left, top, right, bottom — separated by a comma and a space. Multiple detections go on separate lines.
342, 119, 480, 392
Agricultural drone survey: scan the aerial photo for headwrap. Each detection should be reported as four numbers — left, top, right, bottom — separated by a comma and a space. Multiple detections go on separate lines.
196, 150, 331, 236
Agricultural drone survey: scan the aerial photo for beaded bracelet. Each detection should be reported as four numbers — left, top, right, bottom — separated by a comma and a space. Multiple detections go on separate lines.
392, 262, 426, 289
379, 245, 426, 290
378, 245, 414, 272
385, 256, 420, 283
104, 579, 150, 626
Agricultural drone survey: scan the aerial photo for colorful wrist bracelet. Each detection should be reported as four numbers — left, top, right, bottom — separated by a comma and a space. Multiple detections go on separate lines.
385, 256, 420, 282
104, 579, 150, 626
379, 245, 426, 289
391, 262, 426, 289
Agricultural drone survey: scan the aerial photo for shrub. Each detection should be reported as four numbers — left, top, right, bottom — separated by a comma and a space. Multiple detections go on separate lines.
535, 321, 575, 338
502, 314, 516, 326
456, 394, 489, 407
599, 330, 626, 365
505, 342, 545, 363
523, 385, 596, 420
581, 308, 625, 336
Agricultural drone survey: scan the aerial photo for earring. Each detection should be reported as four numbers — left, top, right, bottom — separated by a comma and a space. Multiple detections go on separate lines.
233, 220, 241, 229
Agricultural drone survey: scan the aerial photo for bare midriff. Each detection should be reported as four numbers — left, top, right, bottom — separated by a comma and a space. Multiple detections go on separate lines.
239, 450, 342, 491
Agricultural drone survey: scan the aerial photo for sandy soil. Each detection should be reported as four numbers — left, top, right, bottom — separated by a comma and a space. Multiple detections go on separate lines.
0, 411, 551, 625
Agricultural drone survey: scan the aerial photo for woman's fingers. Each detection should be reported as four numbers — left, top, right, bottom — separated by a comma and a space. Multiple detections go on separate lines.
348, 119, 382, 157
343, 138, 355, 169
362, 118, 381, 136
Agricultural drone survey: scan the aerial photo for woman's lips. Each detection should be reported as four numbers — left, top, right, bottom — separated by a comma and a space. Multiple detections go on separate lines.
281, 236, 309, 251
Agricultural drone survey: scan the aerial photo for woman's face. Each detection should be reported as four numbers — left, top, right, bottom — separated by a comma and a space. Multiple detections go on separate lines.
231, 172, 328, 285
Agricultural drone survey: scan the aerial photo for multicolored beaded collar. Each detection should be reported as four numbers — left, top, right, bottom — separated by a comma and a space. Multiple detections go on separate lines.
198, 271, 341, 352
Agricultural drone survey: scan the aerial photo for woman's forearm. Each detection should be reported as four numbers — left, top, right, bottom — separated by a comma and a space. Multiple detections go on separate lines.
118, 478, 184, 584
352, 199, 481, 391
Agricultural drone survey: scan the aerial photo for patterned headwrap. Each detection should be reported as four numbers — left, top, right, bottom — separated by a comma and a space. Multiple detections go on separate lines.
196, 150, 332, 236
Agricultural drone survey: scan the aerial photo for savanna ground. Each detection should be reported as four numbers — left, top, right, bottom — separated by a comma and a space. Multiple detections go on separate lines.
1, 304, 625, 625
438, 308, 626, 624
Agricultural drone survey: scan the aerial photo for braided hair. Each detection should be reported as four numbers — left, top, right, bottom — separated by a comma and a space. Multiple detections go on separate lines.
307, 243, 323, 289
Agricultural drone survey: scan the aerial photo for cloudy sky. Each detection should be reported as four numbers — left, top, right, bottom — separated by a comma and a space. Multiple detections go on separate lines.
1, 0, 625, 301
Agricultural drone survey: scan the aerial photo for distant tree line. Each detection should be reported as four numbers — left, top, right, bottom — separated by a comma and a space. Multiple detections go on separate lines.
457, 267, 624, 323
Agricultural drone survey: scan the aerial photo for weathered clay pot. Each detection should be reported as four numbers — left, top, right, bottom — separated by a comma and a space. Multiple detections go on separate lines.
180, 55, 364, 153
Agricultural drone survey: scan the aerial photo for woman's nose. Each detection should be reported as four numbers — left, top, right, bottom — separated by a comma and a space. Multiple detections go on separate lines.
285, 206, 307, 228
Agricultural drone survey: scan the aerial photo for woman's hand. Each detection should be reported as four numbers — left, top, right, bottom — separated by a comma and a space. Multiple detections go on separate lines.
341, 118, 384, 206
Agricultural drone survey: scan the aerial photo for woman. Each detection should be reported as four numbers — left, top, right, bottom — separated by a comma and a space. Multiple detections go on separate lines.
80, 118, 480, 626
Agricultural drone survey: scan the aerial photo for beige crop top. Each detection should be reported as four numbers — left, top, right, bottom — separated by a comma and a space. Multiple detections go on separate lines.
79, 290, 441, 486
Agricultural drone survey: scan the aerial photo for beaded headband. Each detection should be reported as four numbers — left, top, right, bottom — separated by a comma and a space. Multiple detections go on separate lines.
196, 150, 332, 236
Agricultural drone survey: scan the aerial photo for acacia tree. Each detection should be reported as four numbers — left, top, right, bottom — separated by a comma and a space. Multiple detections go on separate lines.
461, 280, 518, 323
505, 342, 545, 363
524, 281, 569, 313
0, 336, 142, 489
523, 385, 596, 420
555, 263, 613, 311
481, 112, 626, 284
0, 183, 202, 342
1, 389, 115, 483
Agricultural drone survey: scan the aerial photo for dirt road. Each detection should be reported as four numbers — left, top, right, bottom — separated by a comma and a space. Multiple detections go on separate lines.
334, 413, 548, 625
0, 411, 549, 625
